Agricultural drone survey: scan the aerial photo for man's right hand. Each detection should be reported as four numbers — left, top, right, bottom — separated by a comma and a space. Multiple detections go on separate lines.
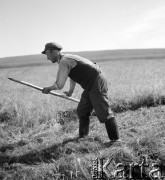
42, 87, 51, 94
63, 91, 73, 97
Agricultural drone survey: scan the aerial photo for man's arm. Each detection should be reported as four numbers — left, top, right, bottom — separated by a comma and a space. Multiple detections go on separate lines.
64, 78, 76, 96
42, 60, 70, 94
42, 59, 76, 94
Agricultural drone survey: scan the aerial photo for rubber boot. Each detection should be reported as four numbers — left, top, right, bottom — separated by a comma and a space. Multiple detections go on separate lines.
79, 118, 90, 138
105, 117, 119, 141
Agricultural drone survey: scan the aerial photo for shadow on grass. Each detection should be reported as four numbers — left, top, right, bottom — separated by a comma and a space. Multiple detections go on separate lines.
0, 140, 28, 153
0, 136, 102, 166
0, 137, 79, 166
111, 94, 165, 113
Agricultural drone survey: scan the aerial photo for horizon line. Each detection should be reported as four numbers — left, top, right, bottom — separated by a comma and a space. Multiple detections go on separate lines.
1, 47, 165, 59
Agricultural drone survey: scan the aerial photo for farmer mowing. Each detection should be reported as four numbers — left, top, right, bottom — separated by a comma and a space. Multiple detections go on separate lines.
42, 42, 120, 144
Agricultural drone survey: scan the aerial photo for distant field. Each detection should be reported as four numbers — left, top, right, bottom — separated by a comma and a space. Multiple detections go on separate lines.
0, 57, 165, 118
1, 48, 165, 69
0, 50, 165, 179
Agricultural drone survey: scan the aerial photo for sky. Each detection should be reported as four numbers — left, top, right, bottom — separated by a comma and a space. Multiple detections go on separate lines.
1, 0, 165, 58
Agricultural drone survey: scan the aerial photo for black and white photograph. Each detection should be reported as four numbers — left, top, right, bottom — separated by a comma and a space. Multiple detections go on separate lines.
0, 0, 165, 179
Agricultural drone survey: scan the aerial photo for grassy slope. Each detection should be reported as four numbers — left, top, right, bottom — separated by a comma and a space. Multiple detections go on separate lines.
1, 48, 165, 69
0, 51, 165, 179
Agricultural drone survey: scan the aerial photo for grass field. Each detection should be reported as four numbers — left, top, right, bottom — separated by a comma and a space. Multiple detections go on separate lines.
0, 50, 165, 179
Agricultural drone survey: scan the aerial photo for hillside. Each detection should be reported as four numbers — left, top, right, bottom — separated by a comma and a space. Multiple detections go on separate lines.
0, 54, 165, 179
1, 48, 165, 69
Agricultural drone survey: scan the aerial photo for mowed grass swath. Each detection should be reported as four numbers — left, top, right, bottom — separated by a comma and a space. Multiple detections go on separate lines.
0, 50, 165, 179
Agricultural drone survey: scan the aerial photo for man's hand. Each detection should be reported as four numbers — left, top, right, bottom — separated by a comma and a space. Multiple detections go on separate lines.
63, 91, 73, 97
42, 87, 51, 94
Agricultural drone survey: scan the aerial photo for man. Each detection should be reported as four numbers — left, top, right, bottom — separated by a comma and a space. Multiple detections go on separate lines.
41, 42, 120, 143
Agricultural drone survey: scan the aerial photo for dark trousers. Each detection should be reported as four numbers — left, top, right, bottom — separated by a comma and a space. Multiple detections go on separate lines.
77, 73, 119, 140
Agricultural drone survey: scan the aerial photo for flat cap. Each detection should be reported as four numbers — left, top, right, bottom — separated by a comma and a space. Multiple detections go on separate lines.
42, 42, 63, 54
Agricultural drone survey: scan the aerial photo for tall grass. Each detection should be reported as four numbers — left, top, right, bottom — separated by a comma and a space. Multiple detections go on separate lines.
0, 58, 165, 179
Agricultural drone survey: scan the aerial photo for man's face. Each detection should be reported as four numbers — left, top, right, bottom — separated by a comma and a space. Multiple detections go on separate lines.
45, 49, 59, 63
